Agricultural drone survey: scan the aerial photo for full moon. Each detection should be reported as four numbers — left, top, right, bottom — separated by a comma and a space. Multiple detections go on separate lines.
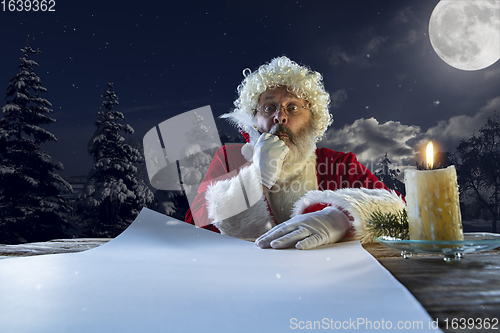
429, 0, 500, 71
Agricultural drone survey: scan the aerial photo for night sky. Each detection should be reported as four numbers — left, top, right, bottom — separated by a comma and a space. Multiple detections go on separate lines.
1, 0, 499, 177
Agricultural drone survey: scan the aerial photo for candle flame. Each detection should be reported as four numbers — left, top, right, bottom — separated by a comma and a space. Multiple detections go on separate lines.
426, 142, 434, 169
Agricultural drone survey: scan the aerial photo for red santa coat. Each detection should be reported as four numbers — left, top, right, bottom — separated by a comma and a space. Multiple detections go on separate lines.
185, 144, 405, 243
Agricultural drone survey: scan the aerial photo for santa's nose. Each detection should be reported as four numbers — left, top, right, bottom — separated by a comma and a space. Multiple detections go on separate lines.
273, 108, 287, 124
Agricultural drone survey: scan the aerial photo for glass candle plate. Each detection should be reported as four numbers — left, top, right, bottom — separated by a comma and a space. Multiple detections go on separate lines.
376, 233, 500, 261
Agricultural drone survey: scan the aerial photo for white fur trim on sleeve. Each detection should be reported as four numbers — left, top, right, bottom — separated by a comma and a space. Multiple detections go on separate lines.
291, 188, 406, 243
213, 196, 276, 241
205, 164, 263, 223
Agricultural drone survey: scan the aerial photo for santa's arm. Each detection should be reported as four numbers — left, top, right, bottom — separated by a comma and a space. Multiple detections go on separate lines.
205, 164, 276, 240
291, 188, 406, 243
256, 188, 405, 249
185, 145, 251, 230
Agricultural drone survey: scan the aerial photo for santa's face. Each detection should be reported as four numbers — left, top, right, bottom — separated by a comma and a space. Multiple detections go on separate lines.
255, 86, 311, 147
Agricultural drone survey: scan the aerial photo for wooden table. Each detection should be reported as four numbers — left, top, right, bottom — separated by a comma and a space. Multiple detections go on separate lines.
362, 243, 500, 333
2, 240, 499, 332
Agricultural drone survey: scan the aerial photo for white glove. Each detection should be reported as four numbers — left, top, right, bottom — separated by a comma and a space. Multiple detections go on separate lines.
253, 133, 289, 189
255, 207, 351, 250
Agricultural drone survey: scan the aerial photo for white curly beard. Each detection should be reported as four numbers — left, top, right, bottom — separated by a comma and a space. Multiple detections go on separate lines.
276, 121, 318, 182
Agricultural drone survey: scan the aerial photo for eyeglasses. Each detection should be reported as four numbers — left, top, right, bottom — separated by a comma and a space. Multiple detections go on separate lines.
257, 101, 309, 118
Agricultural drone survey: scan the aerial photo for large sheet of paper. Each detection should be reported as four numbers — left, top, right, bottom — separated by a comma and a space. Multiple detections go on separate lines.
0, 208, 441, 332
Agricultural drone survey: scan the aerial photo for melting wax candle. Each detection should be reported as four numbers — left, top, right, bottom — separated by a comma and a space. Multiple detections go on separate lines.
404, 142, 464, 241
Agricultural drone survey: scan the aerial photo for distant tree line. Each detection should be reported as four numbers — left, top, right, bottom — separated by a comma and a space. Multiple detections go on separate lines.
0, 40, 244, 244
0, 40, 156, 244
1, 39, 498, 244
454, 114, 500, 233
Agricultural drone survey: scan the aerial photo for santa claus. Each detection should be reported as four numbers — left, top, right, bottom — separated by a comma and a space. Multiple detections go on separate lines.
185, 56, 405, 250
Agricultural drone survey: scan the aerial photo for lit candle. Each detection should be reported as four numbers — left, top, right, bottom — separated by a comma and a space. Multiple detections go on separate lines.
404, 142, 464, 241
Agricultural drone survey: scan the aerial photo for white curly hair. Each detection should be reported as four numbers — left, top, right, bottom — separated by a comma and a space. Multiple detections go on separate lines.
221, 56, 333, 144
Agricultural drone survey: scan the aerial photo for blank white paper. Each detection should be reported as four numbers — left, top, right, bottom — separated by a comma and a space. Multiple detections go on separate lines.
0, 208, 442, 332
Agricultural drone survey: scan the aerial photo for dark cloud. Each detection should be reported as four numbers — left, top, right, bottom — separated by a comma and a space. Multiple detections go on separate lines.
330, 89, 348, 108
484, 67, 500, 80
394, 29, 422, 50
416, 96, 500, 152
320, 96, 500, 171
392, 6, 414, 24
328, 36, 388, 67
319, 117, 420, 166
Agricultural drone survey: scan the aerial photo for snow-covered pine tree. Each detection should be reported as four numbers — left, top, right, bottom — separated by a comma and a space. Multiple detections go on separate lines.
0, 41, 72, 244
374, 153, 406, 196
77, 82, 153, 237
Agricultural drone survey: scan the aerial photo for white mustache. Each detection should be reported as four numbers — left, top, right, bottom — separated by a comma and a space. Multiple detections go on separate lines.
269, 124, 280, 135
